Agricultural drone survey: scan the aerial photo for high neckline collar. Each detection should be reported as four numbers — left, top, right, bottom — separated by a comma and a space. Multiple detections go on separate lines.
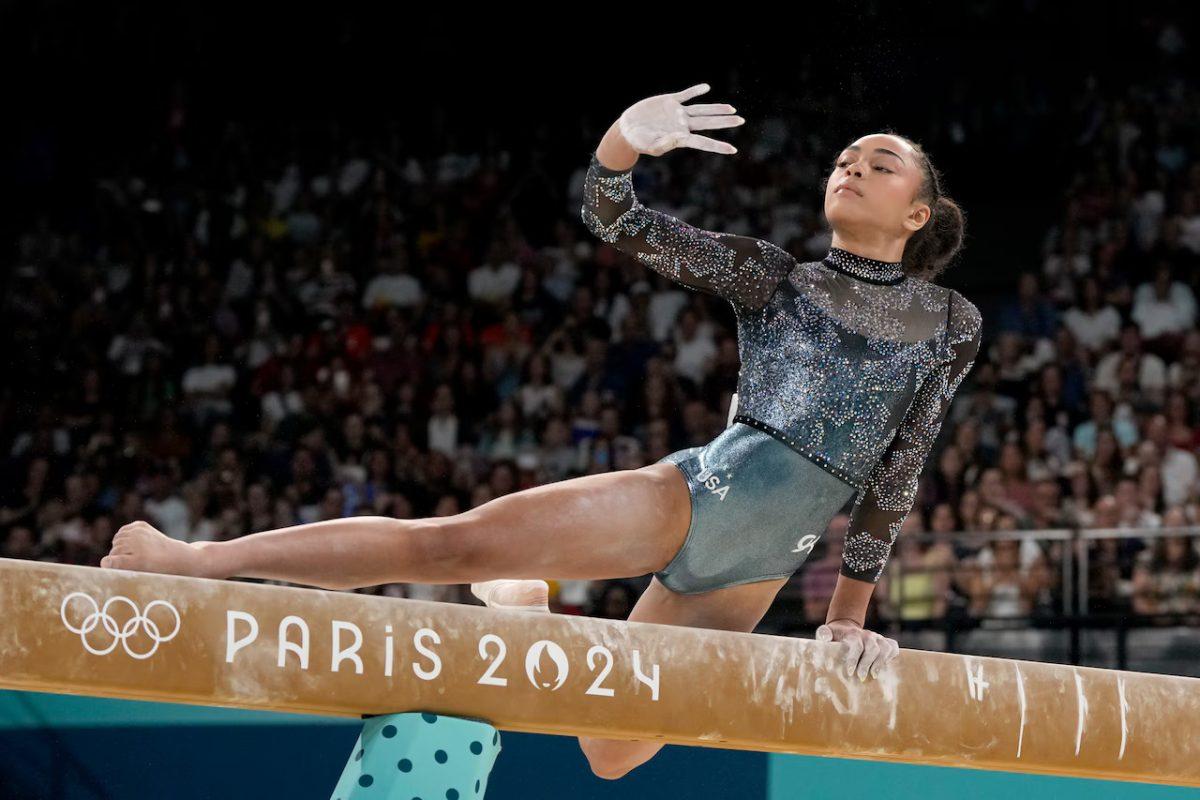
822, 247, 907, 285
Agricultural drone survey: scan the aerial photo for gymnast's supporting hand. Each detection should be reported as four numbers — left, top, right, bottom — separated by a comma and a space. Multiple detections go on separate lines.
816, 618, 900, 682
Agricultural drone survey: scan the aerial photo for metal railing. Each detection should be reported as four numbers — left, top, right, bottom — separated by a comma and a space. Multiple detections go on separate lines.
773, 525, 1200, 676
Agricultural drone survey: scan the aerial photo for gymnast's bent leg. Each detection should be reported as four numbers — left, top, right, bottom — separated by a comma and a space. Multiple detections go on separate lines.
577, 574, 788, 779
468, 571, 789, 779
102, 463, 692, 590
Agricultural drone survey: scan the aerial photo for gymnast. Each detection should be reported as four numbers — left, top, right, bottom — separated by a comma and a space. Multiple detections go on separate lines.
103, 83, 982, 780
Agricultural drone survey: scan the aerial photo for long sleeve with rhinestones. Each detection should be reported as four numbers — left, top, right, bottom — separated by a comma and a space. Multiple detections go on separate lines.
580, 153, 794, 312
839, 290, 983, 584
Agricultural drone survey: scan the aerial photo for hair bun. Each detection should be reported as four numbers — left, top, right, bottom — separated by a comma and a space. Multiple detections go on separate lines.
886, 132, 967, 281
903, 195, 966, 280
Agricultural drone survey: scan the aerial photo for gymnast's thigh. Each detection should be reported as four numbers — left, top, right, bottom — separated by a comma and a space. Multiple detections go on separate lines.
447, 462, 693, 581
629, 573, 789, 632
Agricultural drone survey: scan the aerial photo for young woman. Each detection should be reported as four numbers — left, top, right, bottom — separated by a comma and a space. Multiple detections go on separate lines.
103, 83, 982, 780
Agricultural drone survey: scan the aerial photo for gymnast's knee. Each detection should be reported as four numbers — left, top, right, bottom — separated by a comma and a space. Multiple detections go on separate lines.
577, 736, 637, 780
408, 516, 481, 580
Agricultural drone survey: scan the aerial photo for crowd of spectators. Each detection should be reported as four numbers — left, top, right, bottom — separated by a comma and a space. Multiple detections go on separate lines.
2, 8, 1199, 634
856, 17, 1200, 629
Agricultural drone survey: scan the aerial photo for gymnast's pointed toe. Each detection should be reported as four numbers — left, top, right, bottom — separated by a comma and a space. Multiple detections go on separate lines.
103, 520, 208, 578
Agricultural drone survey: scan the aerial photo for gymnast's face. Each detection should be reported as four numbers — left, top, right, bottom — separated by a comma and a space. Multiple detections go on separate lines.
824, 133, 931, 241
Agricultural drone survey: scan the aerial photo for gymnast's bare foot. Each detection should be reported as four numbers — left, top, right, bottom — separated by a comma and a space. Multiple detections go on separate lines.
101, 521, 209, 579
471, 579, 551, 613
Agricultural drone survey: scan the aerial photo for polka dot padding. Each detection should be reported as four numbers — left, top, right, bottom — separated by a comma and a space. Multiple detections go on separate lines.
328, 712, 501, 799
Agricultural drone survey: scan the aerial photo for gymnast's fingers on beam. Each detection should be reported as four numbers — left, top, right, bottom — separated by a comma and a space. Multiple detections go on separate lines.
841, 636, 864, 676
872, 640, 900, 677
857, 637, 882, 682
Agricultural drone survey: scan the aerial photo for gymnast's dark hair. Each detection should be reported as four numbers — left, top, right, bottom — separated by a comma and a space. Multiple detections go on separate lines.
825, 131, 966, 282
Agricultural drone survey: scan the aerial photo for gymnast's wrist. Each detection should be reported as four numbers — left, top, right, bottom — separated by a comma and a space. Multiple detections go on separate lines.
595, 121, 639, 172
192, 540, 231, 580
825, 616, 864, 628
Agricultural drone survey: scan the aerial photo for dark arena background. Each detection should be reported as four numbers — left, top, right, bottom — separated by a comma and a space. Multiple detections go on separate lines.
1, 3, 1198, 799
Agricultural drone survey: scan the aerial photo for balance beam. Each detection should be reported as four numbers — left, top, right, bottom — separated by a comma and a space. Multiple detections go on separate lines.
0, 557, 1196, 788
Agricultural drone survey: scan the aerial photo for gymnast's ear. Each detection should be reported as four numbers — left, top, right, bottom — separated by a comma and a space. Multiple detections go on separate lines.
904, 201, 932, 233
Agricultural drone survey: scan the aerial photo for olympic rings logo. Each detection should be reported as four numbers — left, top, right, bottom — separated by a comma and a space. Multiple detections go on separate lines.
59, 592, 181, 660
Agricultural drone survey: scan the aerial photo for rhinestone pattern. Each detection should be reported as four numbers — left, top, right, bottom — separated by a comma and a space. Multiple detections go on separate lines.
581, 152, 982, 584
581, 153, 795, 310
823, 248, 906, 284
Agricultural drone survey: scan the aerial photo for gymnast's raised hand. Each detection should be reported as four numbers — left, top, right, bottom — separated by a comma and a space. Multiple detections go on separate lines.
616, 83, 744, 157
816, 618, 900, 682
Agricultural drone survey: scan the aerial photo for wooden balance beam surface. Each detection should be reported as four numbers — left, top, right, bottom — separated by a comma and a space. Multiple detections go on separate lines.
0, 557, 1196, 787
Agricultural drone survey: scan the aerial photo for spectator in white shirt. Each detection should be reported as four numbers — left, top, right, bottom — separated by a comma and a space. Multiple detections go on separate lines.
144, 470, 191, 542
1177, 191, 1200, 253
467, 241, 521, 306
297, 256, 357, 320
1144, 414, 1199, 508
1093, 324, 1167, 401
1131, 260, 1196, 346
1063, 276, 1121, 354
107, 315, 166, 377
261, 363, 305, 431
1167, 329, 1200, 393
672, 308, 717, 387
647, 273, 688, 342
1131, 184, 1166, 250
239, 301, 286, 370
516, 354, 563, 423
1114, 477, 1161, 529
182, 334, 237, 425
363, 250, 424, 310
426, 383, 459, 458
1043, 226, 1091, 304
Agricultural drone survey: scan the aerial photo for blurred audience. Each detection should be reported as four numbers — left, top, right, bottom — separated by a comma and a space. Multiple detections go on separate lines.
3, 8, 1199, 627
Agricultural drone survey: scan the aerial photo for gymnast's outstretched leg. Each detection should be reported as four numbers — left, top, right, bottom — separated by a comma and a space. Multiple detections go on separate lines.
102, 463, 692, 591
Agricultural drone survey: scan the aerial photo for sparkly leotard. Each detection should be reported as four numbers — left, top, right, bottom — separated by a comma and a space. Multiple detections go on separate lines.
581, 152, 982, 588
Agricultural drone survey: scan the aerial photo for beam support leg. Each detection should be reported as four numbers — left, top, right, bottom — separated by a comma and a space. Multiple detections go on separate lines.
330, 712, 501, 799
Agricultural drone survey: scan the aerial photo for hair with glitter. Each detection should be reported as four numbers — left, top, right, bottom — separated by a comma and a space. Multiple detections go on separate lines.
826, 132, 967, 282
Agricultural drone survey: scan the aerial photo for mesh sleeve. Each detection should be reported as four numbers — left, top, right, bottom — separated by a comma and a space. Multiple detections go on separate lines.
580, 152, 794, 312
839, 290, 983, 583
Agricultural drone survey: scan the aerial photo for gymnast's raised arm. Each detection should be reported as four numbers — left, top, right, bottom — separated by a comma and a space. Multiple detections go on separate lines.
581, 84, 796, 313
